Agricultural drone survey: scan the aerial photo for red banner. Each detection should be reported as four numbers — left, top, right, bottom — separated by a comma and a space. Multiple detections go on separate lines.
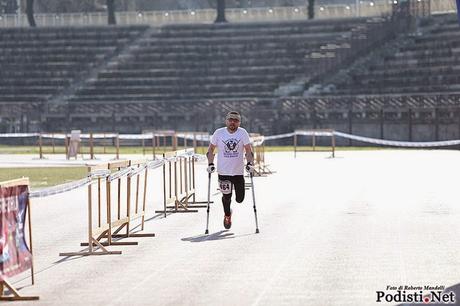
0, 185, 32, 280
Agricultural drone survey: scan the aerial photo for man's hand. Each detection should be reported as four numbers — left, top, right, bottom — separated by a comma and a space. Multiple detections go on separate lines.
245, 161, 254, 174
207, 163, 216, 173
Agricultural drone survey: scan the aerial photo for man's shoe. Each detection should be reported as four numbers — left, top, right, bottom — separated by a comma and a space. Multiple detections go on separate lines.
223, 210, 232, 229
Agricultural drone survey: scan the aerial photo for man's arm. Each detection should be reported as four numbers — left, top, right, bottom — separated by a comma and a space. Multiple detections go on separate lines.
244, 144, 254, 165
207, 143, 216, 165
206, 143, 217, 173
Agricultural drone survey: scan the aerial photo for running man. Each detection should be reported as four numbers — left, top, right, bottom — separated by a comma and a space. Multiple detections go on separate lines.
206, 111, 254, 229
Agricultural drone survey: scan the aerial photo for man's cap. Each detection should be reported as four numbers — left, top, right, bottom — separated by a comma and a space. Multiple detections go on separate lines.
226, 111, 241, 121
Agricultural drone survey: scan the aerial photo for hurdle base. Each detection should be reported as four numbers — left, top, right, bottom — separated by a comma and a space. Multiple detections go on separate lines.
61, 238, 123, 256
168, 205, 201, 210
0, 281, 39, 301
190, 201, 213, 203
183, 204, 208, 208
155, 209, 199, 214
59, 250, 122, 256
0, 297, 40, 301
80, 241, 138, 246
112, 233, 156, 238
110, 222, 155, 238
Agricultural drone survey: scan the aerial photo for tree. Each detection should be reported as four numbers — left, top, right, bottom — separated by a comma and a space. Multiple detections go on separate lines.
214, 0, 227, 23
308, 0, 314, 19
26, 0, 36, 27
107, 0, 116, 24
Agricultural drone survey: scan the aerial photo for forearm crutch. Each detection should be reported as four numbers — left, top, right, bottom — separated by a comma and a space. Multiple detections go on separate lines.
205, 172, 211, 234
249, 172, 260, 234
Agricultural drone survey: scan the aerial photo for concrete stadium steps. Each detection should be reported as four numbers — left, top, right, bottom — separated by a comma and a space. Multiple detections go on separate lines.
0, 86, 68, 94
0, 47, 117, 57
0, 26, 147, 39
68, 92, 275, 103
114, 58, 313, 70
68, 101, 217, 114
331, 84, 460, 95
398, 38, 460, 51
77, 83, 275, 94
0, 17, 385, 118
142, 31, 351, 45
388, 48, 460, 61
350, 65, 460, 79
0, 25, 148, 103
136, 35, 349, 51
73, 91, 276, 99
429, 23, 460, 35
157, 17, 367, 35
157, 25, 354, 38
128, 48, 311, 60
323, 13, 460, 95
0, 94, 51, 102
99, 65, 308, 78
92, 74, 299, 86
125, 46, 342, 64
0, 78, 71, 87
369, 57, 460, 70
0, 62, 91, 71
413, 31, 460, 44
0, 54, 108, 63
0, 39, 132, 48
343, 74, 460, 88
69, 18, 370, 104
0, 70, 76, 78
334, 74, 460, 94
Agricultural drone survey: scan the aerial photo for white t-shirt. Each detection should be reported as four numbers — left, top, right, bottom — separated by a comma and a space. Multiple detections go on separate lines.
211, 127, 251, 176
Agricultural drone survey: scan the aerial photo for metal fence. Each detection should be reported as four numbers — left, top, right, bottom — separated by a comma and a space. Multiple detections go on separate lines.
1, 0, 454, 28
0, 0, 450, 28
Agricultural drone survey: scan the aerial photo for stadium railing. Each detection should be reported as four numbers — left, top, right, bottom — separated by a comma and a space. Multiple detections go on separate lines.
0, 3, 401, 28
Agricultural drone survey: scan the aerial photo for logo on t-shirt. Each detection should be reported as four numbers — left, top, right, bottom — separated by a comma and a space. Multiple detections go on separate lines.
222, 138, 240, 158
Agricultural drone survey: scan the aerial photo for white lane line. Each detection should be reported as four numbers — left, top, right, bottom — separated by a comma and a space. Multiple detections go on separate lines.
251, 242, 299, 306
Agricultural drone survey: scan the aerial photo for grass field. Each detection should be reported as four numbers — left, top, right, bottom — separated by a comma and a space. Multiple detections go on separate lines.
0, 167, 87, 188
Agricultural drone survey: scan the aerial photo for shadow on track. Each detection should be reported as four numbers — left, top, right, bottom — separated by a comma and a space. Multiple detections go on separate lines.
182, 230, 235, 242
181, 230, 255, 243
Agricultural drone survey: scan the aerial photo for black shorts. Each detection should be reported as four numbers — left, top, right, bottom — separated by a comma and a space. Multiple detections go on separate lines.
218, 174, 245, 203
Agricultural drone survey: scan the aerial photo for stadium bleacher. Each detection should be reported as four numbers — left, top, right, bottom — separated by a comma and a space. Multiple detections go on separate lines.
1, 12, 459, 137
323, 14, 460, 95
0, 26, 148, 103
0, 17, 398, 107
67, 17, 384, 104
